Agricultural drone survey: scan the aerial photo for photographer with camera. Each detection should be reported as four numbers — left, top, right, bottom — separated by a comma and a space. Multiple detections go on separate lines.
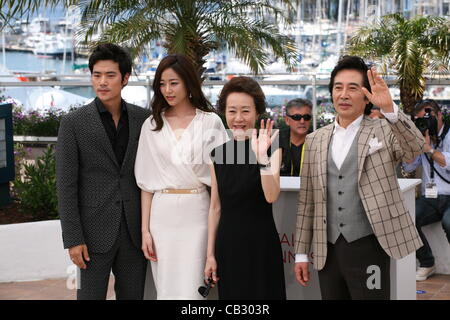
403, 100, 450, 281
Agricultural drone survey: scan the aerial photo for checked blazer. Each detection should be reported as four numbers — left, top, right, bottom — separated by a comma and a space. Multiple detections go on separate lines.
56, 101, 150, 253
295, 111, 425, 270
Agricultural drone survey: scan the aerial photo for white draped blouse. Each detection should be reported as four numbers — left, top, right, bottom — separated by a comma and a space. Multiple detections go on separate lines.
135, 109, 229, 192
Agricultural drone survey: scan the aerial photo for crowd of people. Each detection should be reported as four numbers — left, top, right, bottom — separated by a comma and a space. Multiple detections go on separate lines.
55, 43, 449, 300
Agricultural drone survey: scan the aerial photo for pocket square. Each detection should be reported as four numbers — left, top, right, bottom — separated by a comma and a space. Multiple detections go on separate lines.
368, 137, 383, 155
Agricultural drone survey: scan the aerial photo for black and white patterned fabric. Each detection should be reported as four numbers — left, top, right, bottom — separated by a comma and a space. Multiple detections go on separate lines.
56, 100, 150, 253
76, 214, 147, 300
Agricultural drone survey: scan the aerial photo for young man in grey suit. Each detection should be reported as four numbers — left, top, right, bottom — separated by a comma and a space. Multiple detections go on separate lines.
294, 56, 424, 299
56, 44, 151, 300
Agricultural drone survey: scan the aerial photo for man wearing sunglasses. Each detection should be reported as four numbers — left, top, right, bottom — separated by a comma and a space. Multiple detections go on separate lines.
280, 98, 313, 176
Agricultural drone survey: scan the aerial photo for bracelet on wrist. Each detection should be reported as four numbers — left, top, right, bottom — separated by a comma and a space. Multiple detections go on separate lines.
257, 155, 270, 166
258, 162, 271, 170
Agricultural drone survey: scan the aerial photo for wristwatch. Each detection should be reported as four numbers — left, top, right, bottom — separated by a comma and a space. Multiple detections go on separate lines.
258, 161, 271, 169
427, 148, 435, 156
258, 156, 271, 169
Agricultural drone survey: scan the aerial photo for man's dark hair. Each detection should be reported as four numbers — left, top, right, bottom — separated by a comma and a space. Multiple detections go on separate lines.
88, 43, 132, 80
414, 99, 441, 115
329, 55, 373, 115
285, 98, 313, 114
217, 76, 267, 115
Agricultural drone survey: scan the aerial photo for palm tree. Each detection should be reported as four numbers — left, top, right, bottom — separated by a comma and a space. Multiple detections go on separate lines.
347, 13, 450, 114
0, 0, 299, 80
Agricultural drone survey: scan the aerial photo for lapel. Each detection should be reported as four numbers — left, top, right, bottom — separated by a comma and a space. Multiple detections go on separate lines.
86, 101, 120, 168
120, 103, 139, 173
357, 116, 376, 182
317, 124, 334, 194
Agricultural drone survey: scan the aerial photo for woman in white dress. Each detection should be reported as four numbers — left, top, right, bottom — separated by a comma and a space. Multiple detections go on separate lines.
135, 54, 228, 299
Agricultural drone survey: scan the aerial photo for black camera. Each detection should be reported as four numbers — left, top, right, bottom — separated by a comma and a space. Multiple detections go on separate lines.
414, 108, 438, 137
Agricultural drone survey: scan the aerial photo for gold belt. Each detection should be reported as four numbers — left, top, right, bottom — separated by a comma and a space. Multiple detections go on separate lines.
160, 188, 204, 194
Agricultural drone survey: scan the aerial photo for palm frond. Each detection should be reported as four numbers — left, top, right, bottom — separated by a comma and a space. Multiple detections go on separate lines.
2, 0, 298, 79
394, 38, 426, 98
0, 0, 76, 26
348, 12, 450, 112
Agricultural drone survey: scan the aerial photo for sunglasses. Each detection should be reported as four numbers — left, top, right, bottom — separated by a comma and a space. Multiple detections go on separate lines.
286, 114, 312, 121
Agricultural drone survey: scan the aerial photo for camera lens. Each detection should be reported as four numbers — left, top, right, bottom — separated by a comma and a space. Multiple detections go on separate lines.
414, 118, 428, 133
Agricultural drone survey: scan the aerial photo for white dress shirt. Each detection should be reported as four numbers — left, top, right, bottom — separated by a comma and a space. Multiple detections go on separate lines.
295, 104, 399, 263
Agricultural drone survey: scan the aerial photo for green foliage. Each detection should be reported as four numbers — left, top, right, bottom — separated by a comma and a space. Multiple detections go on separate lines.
441, 105, 450, 125
12, 105, 77, 137
348, 13, 450, 114
0, 1, 73, 24
13, 146, 58, 219
2, 90, 79, 138
12, 143, 31, 177
275, 116, 288, 130
0, 0, 298, 79
80, 0, 298, 78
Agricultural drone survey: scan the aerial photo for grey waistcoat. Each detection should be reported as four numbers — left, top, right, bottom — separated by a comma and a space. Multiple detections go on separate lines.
326, 133, 374, 244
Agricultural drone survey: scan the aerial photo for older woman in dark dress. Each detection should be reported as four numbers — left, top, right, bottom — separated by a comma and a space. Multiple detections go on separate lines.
204, 76, 286, 300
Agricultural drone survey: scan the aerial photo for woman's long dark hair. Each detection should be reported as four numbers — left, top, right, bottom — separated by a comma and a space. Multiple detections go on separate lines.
151, 54, 213, 131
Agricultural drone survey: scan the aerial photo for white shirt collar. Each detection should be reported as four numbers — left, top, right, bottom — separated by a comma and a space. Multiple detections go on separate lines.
333, 114, 364, 133
438, 124, 444, 136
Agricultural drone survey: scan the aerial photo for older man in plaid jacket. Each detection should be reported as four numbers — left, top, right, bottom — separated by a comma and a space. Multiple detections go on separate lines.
294, 56, 424, 300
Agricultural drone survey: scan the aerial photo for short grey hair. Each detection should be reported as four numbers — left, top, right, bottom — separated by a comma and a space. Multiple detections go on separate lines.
285, 98, 313, 114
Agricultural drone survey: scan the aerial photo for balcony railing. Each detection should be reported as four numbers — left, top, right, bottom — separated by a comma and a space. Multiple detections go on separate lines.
2, 74, 450, 133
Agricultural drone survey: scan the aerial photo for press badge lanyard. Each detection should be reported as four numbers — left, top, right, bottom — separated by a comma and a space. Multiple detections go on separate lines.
289, 141, 302, 176
426, 156, 438, 198
424, 126, 450, 198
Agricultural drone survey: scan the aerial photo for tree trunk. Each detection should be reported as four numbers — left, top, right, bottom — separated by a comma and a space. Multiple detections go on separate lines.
164, 35, 214, 83
191, 39, 217, 83
400, 84, 423, 116
194, 54, 207, 83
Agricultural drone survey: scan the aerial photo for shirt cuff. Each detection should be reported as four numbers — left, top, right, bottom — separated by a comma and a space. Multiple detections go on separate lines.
295, 254, 309, 263
402, 155, 421, 172
380, 102, 399, 123
439, 151, 450, 170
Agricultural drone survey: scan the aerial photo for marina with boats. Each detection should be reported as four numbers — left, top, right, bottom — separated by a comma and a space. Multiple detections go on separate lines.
1, 1, 450, 113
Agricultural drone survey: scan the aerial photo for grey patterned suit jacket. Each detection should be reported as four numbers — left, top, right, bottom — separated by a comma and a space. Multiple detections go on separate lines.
295, 111, 425, 270
56, 100, 151, 253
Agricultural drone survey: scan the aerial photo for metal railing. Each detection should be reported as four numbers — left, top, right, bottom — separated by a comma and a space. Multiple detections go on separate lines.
2, 75, 450, 132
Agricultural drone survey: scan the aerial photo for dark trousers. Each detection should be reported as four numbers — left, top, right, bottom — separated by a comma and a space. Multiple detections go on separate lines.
318, 234, 390, 300
77, 214, 147, 300
415, 195, 450, 267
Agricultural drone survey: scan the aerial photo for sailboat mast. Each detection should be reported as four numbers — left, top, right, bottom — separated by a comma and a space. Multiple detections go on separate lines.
2, 26, 6, 68
62, 8, 68, 74
336, 0, 344, 57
